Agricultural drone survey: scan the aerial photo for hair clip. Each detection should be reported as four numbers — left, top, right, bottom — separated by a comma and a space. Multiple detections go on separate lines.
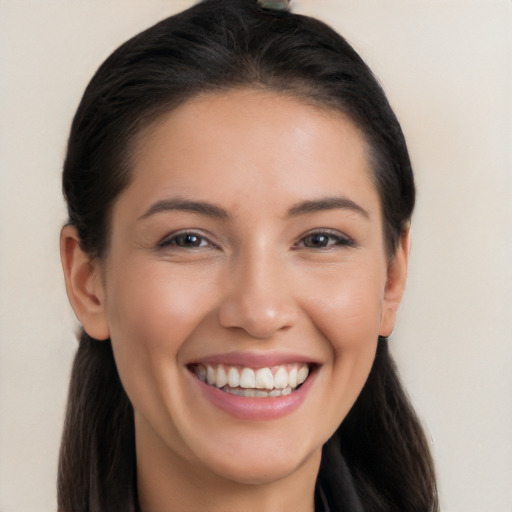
257, 0, 292, 12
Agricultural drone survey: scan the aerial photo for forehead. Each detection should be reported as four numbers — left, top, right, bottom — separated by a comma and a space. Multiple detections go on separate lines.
123, 88, 380, 219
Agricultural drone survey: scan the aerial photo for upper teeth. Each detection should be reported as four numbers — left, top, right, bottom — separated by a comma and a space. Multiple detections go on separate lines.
195, 363, 310, 391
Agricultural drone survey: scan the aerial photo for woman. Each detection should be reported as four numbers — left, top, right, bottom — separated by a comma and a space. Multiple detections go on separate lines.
58, 0, 438, 510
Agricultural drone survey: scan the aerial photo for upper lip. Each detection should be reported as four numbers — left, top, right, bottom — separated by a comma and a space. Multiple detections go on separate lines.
189, 351, 320, 368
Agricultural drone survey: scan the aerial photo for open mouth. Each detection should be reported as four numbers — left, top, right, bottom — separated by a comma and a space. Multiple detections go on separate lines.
190, 363, 312, 398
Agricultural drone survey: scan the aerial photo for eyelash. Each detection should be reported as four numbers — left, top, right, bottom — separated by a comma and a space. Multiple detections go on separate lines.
157, 231, 216, 250
157, 229, 354, 251
293, 230, 355, 250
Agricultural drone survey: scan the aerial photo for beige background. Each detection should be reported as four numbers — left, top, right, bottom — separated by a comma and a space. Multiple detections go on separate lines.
1, 1, 511, 510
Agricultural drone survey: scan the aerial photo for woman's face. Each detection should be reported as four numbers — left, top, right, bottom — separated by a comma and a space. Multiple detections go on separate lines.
90, 89, 406, 487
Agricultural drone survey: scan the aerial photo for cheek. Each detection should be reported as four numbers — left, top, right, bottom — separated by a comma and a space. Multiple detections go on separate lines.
107, 262, 215, 346
104, 262, 219, 404
303, 264, 386, 352
298, 263, 385, 423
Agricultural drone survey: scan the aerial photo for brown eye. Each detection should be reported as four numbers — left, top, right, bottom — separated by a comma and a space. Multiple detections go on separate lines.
297, 231, 355, 250
158, 231, 212, 249
175, 233, 204, 247
303, 233, 331, 248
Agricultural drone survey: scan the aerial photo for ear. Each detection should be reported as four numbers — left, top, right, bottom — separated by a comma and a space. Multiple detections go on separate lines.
379, 227, 410, 338
60, 225, 110, 340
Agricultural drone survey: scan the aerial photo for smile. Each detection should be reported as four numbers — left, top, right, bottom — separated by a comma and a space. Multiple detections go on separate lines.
191, 363, 310, 398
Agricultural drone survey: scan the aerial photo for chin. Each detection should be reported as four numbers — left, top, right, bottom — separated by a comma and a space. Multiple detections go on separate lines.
200, 441, 320, 486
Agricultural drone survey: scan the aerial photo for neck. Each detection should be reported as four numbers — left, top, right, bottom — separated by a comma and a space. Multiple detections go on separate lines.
135, 414, 320, 512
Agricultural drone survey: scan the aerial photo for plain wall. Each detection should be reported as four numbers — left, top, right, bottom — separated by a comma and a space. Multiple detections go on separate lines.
1, 1, 511, 510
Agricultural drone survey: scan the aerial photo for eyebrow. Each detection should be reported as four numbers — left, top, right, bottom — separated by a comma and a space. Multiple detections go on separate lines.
139, 195, 369, 222
139, 197, 230, 221
287, 196, 370, 219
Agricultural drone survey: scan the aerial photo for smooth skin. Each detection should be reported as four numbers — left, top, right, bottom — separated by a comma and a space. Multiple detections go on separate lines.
61, 89, 409, 512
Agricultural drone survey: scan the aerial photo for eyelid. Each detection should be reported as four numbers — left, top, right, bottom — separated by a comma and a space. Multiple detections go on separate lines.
293, 228, 356, 249
156, 229, 218, 249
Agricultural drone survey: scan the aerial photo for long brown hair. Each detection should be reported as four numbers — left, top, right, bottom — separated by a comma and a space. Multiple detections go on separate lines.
59, 1, 438, 510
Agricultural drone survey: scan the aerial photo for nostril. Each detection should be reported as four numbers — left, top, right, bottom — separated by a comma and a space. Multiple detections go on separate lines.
218, 299, 296, 339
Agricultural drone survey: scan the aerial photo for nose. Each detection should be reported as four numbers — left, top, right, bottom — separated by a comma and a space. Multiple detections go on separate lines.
218, 250, 298, 339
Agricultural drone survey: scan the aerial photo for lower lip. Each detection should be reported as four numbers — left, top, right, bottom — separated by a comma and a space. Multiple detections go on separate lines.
192, 370, 316, 421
